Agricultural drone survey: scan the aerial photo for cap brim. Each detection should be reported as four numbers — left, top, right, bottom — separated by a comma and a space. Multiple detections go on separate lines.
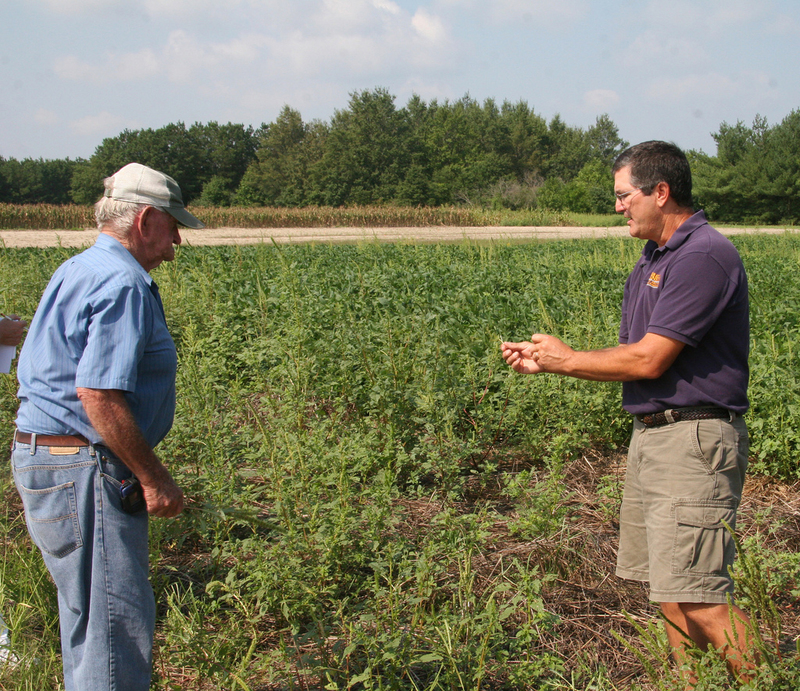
164, 206, 205, 229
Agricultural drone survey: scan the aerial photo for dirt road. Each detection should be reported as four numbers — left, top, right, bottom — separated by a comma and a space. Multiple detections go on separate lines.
0, 225, 795, 248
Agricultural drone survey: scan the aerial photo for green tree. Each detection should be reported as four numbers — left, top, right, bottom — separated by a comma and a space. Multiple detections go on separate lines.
567, 158, 616, 213
586, 114, 628, 166
190, 121, 260, 205
71, 123, 202, 204
394, 94, 438, 206
695, 112, 800, 223
756, 110, 800, 222
422, 95, 514, 204
0, 157, 80, 204
236, 107, 324, 206
540, 114, 591, 182
0, 157, 8, 201
311, 88, 410, 206
501, 100, 549, 180
71, 121, 258, 205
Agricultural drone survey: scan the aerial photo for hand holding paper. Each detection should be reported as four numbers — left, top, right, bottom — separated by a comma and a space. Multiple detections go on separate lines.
0, 315, 27, 373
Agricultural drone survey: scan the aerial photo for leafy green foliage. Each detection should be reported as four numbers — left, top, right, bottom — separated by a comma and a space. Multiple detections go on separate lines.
5, 89, 630, 213
2, 236, 800, 689
694, 111, 800, 224
69, 121, 260, 205
0, 157, 82, 205
7, 94, 800, 225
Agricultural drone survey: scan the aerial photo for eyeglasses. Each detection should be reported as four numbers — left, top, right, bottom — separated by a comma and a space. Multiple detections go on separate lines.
615, 188, 642, 206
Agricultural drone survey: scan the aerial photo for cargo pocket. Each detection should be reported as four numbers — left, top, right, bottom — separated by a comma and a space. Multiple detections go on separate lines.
672, 500, 737, 576
18, 482, 83, 558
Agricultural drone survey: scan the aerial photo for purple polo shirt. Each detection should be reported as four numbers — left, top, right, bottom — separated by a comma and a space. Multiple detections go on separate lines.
619, 211, 749, 415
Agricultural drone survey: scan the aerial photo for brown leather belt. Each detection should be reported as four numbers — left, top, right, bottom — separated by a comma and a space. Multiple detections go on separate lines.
15, 431, 90, 447
636, 407, 730, 428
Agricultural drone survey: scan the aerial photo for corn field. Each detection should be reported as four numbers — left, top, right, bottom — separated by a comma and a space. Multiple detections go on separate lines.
0, 203, 625, 230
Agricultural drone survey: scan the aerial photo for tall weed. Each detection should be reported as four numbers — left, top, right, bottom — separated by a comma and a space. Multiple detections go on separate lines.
1, 235, 799, 688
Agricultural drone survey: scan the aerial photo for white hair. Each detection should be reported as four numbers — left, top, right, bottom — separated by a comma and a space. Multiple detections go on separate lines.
94, 175, 147, 237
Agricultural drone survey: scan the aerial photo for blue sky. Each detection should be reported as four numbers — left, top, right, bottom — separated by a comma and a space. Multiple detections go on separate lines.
1, 0, 798, 161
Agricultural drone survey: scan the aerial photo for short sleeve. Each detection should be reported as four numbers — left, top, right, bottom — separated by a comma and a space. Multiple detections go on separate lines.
74, 284, 147, 391
647, 252, 736, 347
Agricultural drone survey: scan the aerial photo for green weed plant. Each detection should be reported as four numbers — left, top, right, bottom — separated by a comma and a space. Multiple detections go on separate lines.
1, 234, 799, 688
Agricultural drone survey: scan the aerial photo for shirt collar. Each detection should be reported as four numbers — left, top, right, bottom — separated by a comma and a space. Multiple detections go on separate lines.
643, 210, 708, 260
93, 232, 154, 285
663, 210, 708, 251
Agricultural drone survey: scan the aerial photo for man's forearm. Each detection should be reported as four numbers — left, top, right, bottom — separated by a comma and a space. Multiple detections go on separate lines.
77, 388, 167, 481
534, 332, 686, 382
554, 344, 667, 381
77, 387, 183, 517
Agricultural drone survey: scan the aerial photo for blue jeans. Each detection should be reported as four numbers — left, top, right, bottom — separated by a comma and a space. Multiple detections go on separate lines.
11, 439, 153, 691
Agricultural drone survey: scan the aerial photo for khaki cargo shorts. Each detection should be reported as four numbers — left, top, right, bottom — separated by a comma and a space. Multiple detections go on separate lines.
615, 414, 748, 603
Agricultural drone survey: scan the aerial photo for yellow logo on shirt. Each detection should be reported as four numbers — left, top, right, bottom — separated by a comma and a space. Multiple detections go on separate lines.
647, 272, 661, 288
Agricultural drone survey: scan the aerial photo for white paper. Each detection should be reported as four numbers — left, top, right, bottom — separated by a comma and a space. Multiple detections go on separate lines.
0, 345, 16, 374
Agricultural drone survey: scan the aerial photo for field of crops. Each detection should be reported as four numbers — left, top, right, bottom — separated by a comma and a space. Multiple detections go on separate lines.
0, 203, 629, 231
1, 234, 800, 690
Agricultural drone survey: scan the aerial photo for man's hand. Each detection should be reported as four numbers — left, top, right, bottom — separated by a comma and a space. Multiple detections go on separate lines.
501, 332, 685, 381
501, 334, 573, 374
0, 315, 27, 346
77, 387, 184, 518
139, 467, 184, 518
501, 341, 543, 374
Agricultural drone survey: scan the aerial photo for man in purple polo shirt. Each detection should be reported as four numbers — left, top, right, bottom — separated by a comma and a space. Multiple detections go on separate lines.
501, 141, 752, 681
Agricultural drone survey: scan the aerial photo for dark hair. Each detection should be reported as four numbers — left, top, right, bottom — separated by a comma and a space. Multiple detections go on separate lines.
612, 140, 693, 209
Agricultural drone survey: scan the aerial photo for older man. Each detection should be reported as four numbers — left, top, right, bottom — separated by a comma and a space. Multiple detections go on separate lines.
502, 141, 752, 680
11, 163, 203, 690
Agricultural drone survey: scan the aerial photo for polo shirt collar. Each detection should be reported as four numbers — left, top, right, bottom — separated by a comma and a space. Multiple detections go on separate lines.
644, 210, 709, 259
663, 210, 709, 251
93, 232, 154, 285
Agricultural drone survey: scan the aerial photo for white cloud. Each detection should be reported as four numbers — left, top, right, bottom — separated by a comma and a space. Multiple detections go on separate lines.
248, 4, 456, 81
622, 31, 709, 71
34, 109, 59, 126
45, 0, 458, 95
53, 31, 264, 85
314, 0, 380, 32
707, 0, 763, 27
114, 49, 161, 81
69, 111, 133, 136
142, 0, 244, 17
371, 0, 400, 15
437, 0, 588, 24
584, 89, 619, 112
33, 0, 248, 17
34, 0, 117, 13
764, 13, 800, 35
412, 9, 446, 42
54, 49, 160, 84
646, 70, 775, 105
53, 55, 103, 82
640, 0, 777, 37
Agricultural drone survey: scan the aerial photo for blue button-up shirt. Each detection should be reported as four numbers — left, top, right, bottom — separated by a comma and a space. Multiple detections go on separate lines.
16, 234, 177, 448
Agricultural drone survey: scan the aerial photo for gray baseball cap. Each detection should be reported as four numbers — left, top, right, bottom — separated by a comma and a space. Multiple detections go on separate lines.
104, 162, 205, 229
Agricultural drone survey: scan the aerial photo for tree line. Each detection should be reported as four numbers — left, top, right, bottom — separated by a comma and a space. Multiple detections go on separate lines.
2, 88, 799, 223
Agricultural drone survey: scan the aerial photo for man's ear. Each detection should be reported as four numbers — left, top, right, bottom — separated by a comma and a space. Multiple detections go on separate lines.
136, 206, 155, 238
654, 181, 671, 208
